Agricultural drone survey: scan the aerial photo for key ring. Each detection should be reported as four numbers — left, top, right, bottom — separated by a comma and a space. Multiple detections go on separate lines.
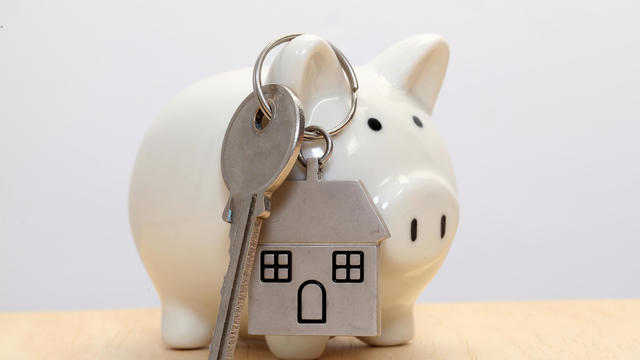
298, 125, 333, 168
252, 33, 359, 141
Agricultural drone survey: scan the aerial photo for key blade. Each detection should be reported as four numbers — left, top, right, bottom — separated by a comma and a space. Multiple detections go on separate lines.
210, 195, 263, 360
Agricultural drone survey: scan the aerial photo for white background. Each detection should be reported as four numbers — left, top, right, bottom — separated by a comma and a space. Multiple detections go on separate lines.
1, 0, 639, 311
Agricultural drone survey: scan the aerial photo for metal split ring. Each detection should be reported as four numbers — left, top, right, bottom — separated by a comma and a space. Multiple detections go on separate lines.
252, 33, 359, 141
298, 126, 333, 168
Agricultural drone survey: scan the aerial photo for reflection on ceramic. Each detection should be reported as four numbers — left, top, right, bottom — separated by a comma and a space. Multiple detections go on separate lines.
129, 34, 458, 359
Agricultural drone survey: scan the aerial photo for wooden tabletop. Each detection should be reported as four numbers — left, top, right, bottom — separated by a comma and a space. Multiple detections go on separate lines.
1, 300, 639, 359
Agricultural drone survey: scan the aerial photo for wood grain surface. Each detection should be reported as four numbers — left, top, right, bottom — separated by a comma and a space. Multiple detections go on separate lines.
1, 300, 639, 359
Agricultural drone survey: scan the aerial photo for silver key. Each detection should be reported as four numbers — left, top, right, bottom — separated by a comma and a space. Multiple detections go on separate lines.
209, 84, 304, 360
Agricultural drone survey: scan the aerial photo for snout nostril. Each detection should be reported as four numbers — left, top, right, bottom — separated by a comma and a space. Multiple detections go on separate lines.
440, 215, 446, 239
410, 218, 417, 242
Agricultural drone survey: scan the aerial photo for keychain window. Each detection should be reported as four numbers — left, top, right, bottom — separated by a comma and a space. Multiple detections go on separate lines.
332, 251, 364, 283
260, 250, 292, 282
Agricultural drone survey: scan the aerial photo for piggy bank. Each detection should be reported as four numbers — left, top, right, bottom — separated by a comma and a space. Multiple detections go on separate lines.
129, 34, 459, 359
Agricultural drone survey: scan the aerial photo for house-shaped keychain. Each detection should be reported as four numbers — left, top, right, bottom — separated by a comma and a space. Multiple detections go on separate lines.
248, 158, 390, 336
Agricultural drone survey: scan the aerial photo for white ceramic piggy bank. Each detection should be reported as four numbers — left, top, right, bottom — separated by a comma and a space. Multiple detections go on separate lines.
129, 34, 459, 359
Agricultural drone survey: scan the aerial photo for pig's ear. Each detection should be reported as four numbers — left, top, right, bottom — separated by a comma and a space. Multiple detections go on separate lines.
265, 34, 351, 129
369, 34, 449, 115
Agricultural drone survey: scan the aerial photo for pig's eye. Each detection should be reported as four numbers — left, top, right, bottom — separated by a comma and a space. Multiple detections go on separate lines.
440, 215, 446, 239
367, 118, 382, 131
412, 115, 423, 128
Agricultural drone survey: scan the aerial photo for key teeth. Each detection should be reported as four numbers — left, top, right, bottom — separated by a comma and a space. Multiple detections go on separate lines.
222, 197, 233, 223
253, 195, 271, 219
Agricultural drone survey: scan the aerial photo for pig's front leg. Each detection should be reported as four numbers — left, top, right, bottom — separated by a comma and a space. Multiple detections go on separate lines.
265, 335, 329, 359
358, 305, 414, 346
161, 301, 215, 348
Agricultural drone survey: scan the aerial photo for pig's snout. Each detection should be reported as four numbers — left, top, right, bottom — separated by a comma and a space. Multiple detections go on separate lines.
376, 174, 458, 270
